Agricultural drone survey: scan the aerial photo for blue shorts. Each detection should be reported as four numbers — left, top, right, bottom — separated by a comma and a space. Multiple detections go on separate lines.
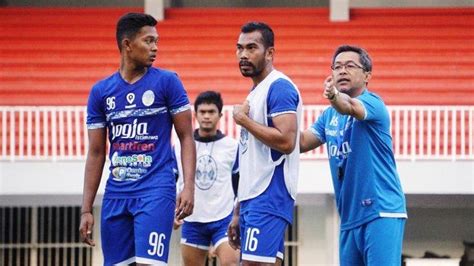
340, 217, 406, 266
101, 195, 175, 265
181, 212, 233, 250
239, 211, 287, 263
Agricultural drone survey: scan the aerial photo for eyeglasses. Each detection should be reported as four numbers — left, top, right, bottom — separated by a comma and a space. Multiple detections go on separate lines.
331, 62, 365, 72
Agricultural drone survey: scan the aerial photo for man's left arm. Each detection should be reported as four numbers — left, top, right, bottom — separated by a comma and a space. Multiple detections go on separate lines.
172, 109, 196, 220
323, 76, 365, 120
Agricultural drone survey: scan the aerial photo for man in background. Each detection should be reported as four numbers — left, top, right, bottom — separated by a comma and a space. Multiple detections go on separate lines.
174, 90, 239, 266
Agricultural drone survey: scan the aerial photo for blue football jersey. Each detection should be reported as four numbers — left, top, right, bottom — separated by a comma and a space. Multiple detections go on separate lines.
311, 89, 407, 230
86, 67, 190, 199
240, 77, 301, 224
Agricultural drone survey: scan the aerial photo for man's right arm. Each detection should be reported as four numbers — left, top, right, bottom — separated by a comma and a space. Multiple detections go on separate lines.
227, 200, 241, 250
79, 127, 106, 246
300, 129, 323, 153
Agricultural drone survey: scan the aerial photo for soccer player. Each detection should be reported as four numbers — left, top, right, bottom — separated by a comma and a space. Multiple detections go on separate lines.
173, 90, 240, 266
300, 45, 407, 265
228, 22, 302, 265
79, 13, 196, 265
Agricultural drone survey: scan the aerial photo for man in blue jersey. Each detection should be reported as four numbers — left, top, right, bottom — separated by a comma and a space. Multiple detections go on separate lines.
300, 45, 407, 265
173, 90, 240, 266
228, 22, 302, 265
79, 13, 196, 265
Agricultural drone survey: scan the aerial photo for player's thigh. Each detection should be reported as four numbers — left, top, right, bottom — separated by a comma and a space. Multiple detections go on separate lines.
240, 212, 287, 264
134, 195, 176, 264
101, 198, 135, 265
339, 229, 364, 266
365, 217, 405, 266
215, 241, 239, 266
181, 244, 208, 266
210, 212, 233, 251
181, 221, 213, 249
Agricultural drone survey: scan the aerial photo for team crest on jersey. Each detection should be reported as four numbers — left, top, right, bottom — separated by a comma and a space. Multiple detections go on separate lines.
239, 128, 249, 154
195, 154, 218, 190
142, 90, 155, 107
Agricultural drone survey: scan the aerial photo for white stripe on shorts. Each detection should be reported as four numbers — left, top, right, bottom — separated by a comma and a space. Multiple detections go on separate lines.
277, 251, 284, 260
213, 236, 229, 249
135, 256, 167, 265
114, 256, 135, 265
180, 238, 210, 250
242, 253, 276, 263
379, 212, 408, 218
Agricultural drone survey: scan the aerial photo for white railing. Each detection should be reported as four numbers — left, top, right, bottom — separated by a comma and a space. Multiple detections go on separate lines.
0, 105, 473, 161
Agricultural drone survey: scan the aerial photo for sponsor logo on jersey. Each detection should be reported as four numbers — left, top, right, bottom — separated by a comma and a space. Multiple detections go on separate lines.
325, 129, 338, 137
111, 119, 149, 140
329, 141, 352, 158
111, 152, 153, 167
329, 115, 339, 127
112, 141, 156, 152
125, 93, 136, 109
111, 167, 148, 181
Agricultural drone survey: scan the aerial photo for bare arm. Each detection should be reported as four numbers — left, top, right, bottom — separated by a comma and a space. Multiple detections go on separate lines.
79, 128, 107, 246
227, 200, 241, 250
172, 109, 196, 220
323, 76, 365, 120
233, 101, 297, 154
300, 129, 323, 153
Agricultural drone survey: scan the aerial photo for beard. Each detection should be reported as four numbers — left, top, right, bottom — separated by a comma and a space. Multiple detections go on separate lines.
239, 61, 263, 77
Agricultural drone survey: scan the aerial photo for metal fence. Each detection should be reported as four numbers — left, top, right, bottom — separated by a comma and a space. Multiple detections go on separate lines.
0, 105, 473, 161
0, 206, 93, 266
0, 205, 297, 266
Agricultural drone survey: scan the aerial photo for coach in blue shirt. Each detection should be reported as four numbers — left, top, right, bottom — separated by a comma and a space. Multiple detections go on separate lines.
300, 45, 407, 266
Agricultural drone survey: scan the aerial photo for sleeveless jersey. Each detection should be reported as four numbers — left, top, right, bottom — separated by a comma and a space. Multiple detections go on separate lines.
174, 130, 238, 223
238, 69, 302, 223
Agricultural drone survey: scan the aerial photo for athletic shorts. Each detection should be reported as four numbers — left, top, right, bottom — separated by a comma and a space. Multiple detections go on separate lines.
239, 211, 287, 263
101, 195, 175, 265
340, 217, 406, 266
180, 212, 233, 250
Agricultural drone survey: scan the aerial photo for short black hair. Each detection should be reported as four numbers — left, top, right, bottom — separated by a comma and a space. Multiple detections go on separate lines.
332, 45, 372, 72
116, 12, 157, 51
241, 22, 274, 49
194, 91, 223, 114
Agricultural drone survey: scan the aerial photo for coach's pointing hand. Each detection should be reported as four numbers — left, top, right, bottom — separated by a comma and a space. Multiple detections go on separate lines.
323, 75, 339, 101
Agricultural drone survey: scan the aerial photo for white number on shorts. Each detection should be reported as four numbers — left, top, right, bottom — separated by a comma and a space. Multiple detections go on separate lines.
147, 232, 166, 257
244, 227, 260, 252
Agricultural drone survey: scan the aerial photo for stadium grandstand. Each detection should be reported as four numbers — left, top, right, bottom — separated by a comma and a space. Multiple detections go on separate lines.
0, 0, 473, 265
